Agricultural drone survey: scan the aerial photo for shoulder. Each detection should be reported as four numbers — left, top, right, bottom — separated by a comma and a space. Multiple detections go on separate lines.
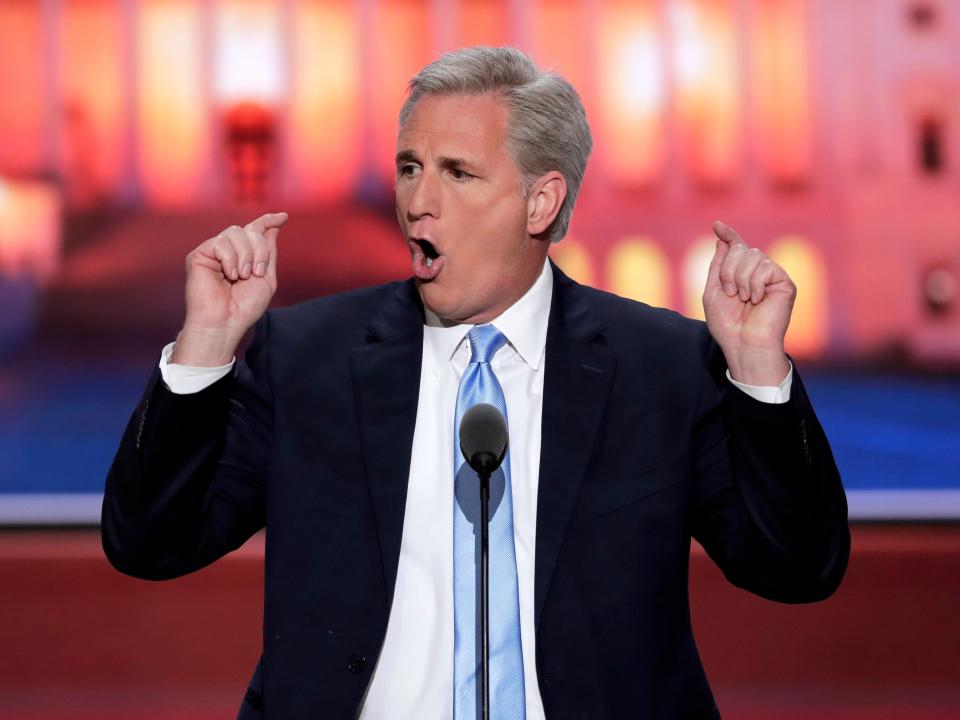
258, 279, 413, 350
551, 271, 719, 385
561, 278, 709, 352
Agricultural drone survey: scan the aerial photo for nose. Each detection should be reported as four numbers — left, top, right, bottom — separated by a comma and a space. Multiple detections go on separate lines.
406, 169, 440, 221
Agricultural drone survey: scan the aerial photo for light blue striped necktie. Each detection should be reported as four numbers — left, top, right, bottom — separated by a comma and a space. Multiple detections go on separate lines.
453, 324, 526, 720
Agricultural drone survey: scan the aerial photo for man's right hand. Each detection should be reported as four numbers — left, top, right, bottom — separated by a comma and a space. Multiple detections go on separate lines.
170, 212, 288, 367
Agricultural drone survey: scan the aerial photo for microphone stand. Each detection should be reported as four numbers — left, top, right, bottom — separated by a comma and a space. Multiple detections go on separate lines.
478, 466, 491, 720
460, 403, 507, 720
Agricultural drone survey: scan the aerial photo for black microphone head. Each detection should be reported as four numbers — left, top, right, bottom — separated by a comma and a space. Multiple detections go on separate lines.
459, 403, 508, 475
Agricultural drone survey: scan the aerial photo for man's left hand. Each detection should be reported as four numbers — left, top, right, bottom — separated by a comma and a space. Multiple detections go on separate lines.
703, 221, 794, 386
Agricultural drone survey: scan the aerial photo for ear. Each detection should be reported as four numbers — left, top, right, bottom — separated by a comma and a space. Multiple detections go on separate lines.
526, 171, 567, 238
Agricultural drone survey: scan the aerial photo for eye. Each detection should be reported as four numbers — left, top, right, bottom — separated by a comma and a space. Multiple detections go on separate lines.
448, 167, 473, 181
398, 163, 421, 179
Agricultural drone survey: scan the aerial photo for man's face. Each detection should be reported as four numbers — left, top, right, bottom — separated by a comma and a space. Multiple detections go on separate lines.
395, 93, 546, 325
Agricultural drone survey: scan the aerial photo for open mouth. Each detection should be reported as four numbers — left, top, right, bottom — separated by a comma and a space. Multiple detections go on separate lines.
418, 239, 440, 267
410, 237, 444, 280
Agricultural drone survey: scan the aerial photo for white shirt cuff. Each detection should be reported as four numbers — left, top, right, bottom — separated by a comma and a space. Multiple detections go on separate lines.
159, 341, 235, 395
726, 363, 793, 404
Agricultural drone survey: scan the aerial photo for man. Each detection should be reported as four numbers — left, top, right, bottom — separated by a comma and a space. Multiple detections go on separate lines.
103, 47, 849, 719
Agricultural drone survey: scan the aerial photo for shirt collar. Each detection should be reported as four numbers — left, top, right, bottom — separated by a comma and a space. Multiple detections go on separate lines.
423, 258, 553, 376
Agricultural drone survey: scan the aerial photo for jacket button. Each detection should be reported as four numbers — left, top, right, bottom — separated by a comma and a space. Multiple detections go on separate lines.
347, 655, 367, 673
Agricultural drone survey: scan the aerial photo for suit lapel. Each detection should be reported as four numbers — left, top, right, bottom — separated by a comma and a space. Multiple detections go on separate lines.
535, 266, 615, 626
347, 269, 614, 625
350, 280, 424, 608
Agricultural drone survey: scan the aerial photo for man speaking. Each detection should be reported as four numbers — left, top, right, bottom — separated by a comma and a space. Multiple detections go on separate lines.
103, 46, 849, 719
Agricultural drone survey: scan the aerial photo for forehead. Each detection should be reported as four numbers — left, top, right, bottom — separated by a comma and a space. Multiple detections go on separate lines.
397, 93, 511, 156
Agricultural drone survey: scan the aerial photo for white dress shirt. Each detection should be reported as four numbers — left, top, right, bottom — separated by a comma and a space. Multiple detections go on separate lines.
159, 259, 792, 718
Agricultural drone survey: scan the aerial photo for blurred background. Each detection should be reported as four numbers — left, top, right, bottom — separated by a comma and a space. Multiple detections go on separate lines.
0, 0, 957, 717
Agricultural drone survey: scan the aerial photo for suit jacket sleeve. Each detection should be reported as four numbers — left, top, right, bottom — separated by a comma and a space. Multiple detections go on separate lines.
101, 314, 273, 580
689, 329, 849, 603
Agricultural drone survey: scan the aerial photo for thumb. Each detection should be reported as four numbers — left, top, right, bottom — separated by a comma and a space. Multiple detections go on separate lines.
266, 233, 279, 284
705, 238, 728, 289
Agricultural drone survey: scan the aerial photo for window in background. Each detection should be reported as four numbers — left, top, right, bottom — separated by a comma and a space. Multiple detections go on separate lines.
138, 0, 206, 206
607, 238, 671, 308
214, 0, 283, 107
750, 0, 812, 187
60, 0, 124, 207
682, 236, 716, 321
369, 0, 432, 187
290, 0, 360, 202
670, 0, 740, 186
597, 0, 665, 186
768, 235, 828, 358
918, 117, 946, 176
550, 238, 596, 288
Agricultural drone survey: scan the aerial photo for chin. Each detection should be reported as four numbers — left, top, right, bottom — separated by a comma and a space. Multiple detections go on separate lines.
418, 283, 456, 319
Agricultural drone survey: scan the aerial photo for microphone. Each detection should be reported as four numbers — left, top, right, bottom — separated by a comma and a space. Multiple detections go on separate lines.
459, 403, 508, 475
458, 402, 507, 720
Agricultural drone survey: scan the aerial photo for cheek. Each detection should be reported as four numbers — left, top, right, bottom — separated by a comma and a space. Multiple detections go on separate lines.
461, 198, 525, 246
395, 190, 410, 222
441, 189, 527, 273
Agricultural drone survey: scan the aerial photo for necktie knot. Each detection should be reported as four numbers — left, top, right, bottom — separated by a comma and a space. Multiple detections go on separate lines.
468, 325, 508, 365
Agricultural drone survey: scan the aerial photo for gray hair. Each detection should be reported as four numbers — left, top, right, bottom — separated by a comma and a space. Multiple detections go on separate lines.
398, 46, 592, 243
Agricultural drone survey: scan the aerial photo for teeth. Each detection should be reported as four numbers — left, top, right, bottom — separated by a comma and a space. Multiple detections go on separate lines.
426, 256, 434, 267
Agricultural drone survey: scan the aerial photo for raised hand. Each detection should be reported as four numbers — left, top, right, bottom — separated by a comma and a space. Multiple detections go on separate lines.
703, 221, 794, 386
171, 212, 288, 366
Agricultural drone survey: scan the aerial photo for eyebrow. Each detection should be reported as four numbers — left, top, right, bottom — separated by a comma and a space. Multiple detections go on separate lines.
395, 149, 418, 166
394, 150, 480, 173
438, 156, 478, 173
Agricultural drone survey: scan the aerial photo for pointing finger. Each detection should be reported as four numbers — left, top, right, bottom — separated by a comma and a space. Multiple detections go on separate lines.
707, 238, 730, 285
713, 220, 746, 248
247, 211, 289, 237
263, 225, 281, 249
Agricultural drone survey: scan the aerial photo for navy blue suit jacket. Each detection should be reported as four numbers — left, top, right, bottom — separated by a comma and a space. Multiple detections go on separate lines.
103, 265, 849, 719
